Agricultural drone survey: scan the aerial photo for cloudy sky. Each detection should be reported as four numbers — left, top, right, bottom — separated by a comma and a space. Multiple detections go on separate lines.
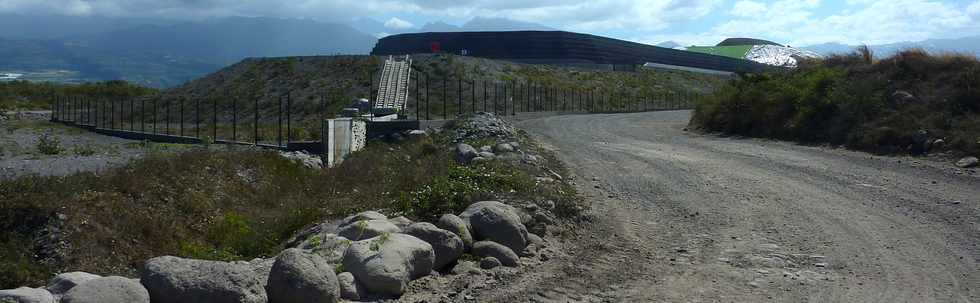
2, 0, 980, 46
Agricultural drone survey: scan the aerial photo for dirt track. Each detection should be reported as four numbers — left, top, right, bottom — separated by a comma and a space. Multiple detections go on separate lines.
488, 110, 980, 302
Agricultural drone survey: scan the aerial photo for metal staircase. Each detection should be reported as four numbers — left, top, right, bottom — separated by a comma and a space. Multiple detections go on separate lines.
374, 55, 412, 116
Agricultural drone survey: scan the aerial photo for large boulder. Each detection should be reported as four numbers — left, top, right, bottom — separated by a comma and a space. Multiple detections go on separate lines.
338, 211, 388, 228
305, 234, 351, 264
46, 271, 101, 297
336, 272, 364, 301
388, 216, 414, 230
956, 156, 978, 168
402, 222, 465, 270
460, 201, 529, 253
61, 276, 149, 303
337, 219, 400, 241
341, 234, 435, 296
0, 287, 54, 303
436, 214, 473, 250
266, 248, 339, 303
455, 144, 478, 163
141, 256, 268, 303
472, 241, 520, 267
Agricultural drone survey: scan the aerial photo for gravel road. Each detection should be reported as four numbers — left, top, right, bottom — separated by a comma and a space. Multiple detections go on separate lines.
489, 110, 979, 302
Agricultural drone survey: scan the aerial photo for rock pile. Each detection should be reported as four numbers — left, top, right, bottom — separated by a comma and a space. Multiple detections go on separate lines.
278, 151, 324, 169
0, 200, 557, 302
449, 112, 517, 143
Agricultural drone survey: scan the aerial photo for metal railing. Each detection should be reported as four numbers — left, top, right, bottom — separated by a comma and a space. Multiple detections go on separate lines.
51, 70, 701, 149
401, 71, 701, 121
50, 92, 329, 151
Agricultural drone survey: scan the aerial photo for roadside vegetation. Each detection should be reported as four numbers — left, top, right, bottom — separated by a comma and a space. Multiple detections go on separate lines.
691, 47, 980, 156
0, 122, 579, 289
0, 80, 157, 111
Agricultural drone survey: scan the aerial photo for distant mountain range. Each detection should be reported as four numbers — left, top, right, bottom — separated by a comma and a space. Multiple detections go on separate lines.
0, 14, 553, 88
0, 15, 377, 87
656, 41, 683, 49
804, 36, 980, 57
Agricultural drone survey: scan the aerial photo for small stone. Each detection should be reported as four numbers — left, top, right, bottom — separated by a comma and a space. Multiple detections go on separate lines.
479, 257, 502, 269
492, 143, 514, 154
336, 272, 363, 301
472, 241, 519, 267
956, 157, 978, 168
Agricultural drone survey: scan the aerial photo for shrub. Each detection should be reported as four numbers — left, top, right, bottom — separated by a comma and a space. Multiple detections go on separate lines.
36, 133, 63, 155
691, 48, 980, 156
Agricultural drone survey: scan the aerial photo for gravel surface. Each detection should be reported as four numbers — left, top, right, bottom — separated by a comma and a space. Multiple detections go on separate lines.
479, 110, 980, 302
0, 115, 146, 180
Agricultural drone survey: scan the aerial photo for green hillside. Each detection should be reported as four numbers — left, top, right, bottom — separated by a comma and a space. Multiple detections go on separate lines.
686, 45, 753, 59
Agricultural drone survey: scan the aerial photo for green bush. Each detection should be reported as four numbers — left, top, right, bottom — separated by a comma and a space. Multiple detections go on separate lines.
396, 162, 534, 221
691, 49, 980, 156
36, 133, 63, 155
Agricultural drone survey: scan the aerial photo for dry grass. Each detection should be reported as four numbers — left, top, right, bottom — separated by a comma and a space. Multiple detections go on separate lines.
0, 125, 578, 288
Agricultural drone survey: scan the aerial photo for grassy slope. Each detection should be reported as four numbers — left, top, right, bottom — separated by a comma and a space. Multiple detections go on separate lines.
691, 49, 980, 156
685, 46, 753, 59
0, 119, 579, 289
0, 80, 157, 111
159, 54, 727, 123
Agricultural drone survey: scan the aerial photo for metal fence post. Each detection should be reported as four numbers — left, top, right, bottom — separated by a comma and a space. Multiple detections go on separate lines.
425, 74, 430, 120
195, 98, 200, 138
492, 82, 498, 115
482, 79, 487, 113
286, 92, 291, 144
457, 76, 462, 116
165, 98, 170, 134
471, 80, 475, 114
233, 95, 238, 142
514, 82, 519, 113
212, 97, 217, 141
179, 97, 184, 136
415, 71, 421, 120
111, 98, 115, 129
254, 95, 259, 145
277, 95, 282, 147
442, 77, 447, 119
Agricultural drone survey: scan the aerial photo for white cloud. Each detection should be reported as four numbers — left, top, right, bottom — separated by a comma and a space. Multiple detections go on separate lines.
729, 0, 767, 18
969, 1, 980, 16
0, 0, 94, 16
705, 0, 977, 46
0, 0, 724, 35
384, 17, 414, 29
